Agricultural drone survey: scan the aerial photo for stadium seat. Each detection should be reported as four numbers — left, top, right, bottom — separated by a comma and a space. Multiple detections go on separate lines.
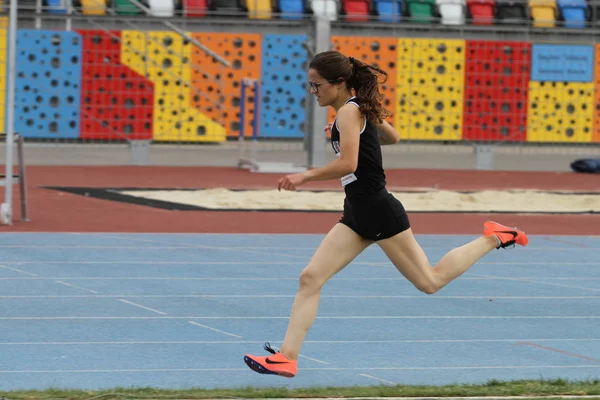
183, 0, 208, 16
81, 0, 107, 14
372, 0, 402, 21
406, 0, 436, 21
45, 0, 67, 13
209, 0, 246, 15
16, 0, 38, 12
495, 0, 526, 23
276, 0, 306, 19
310, 0, 338, 20
529, 0, 557, 26
148, 0, 175, 16
341, 0, 371, 20
114, 0, 143, 14
436, 0, 465, 23
245, 0, 274, 18
466, 0, 495, 24
557, 0, 587, 27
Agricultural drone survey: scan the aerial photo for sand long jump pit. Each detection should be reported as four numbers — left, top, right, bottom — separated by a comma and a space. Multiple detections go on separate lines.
106, 188, 600, 214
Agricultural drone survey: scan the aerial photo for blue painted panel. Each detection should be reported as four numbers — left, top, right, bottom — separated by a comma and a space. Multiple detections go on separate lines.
14, 30, 82, 139
531, 44, 593, 82
260, 34, 308, 138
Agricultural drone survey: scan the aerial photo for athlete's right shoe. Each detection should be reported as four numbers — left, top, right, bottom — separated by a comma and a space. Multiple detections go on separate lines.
484, 221, 529, 249
244, 343, 297, 378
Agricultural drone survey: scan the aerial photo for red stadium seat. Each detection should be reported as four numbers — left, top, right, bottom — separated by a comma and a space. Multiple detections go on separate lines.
467, 0, 495, 24
184, 0, 208, 16
341, 0, 371, 21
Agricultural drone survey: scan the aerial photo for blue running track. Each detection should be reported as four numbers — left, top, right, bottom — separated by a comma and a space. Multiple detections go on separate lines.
0, 233, 599, 391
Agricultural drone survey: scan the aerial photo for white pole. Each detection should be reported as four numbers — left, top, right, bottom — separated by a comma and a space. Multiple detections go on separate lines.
36, 0, 41, 29
66, 0, 72, 31
3, 0, 18, 225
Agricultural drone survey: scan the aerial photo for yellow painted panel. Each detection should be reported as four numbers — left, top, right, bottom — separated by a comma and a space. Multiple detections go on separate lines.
395, 38, 465, 141
121, 30, 226, 143
527, 81, 594, 143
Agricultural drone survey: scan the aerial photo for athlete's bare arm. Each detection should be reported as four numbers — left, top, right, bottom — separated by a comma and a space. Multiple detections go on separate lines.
376, 120, 400, 145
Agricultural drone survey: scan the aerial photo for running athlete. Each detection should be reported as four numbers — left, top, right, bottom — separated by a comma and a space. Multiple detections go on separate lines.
243, 50, 528, 378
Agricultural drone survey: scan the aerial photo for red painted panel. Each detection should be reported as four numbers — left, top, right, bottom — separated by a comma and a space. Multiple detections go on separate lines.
463, 40, 531, 142
79, 30, 154, 140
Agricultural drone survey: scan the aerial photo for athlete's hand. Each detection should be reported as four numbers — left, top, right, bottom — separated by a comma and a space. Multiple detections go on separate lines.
324, 122, 333, 135
278, 172, 307, 191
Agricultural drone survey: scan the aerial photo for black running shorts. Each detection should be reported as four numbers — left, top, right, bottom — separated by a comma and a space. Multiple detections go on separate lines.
339, 188, 411, 241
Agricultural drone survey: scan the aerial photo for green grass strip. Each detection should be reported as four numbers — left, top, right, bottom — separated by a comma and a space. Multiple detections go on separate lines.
2, 379, 600, 400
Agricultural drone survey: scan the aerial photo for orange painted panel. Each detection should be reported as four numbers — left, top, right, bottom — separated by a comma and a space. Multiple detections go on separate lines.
191, 33, 262, 137
329, 36, 398, 129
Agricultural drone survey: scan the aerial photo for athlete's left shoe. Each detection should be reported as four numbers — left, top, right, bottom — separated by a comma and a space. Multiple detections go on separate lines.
484, 220, 529, 249
244, 343, 297, 378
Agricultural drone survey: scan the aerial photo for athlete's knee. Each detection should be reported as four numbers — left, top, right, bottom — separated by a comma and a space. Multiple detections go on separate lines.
418, 283, 440, 295
298, 267, 325, 292
414, 274, 443, 295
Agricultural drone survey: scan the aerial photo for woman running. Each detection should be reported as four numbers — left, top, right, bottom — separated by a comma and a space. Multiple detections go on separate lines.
243, 50, 528, 378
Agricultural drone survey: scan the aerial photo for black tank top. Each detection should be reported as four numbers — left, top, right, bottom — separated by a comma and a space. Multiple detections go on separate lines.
330, 96, 386, 201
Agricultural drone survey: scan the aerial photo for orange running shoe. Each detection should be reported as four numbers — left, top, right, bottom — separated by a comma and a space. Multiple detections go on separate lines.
484, 221, 529, 249
244, 343, 297, 378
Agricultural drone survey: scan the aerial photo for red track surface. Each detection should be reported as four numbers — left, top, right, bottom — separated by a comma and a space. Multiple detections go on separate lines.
2, 166, 599, 235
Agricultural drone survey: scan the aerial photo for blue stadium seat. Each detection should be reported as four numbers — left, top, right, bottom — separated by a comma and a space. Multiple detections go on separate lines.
45, 0, 67, 13
373, 0, 402, 21
557, 0, 587, 27
277, 0, 306, 18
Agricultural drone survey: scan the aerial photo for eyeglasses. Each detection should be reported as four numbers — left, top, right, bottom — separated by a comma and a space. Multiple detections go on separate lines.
308, 79, 341, 93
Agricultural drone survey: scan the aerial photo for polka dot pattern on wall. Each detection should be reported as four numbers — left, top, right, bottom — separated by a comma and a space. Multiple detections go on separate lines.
14, 30, 82, 138
259, 34, 308, 138
396, 38, 465, 141
527, 81, 594, 143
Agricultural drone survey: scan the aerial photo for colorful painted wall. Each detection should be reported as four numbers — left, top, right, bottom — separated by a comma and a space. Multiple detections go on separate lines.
3, 28, 600, 143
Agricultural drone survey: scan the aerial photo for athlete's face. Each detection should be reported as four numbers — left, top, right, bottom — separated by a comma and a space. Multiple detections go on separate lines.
308, 68, 344, 107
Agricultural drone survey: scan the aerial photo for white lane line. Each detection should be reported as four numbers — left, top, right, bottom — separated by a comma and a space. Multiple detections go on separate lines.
2, 277, 600, 281
84, 233, 308, 260
0, 264, 38, 276
359, 373, 397, 385
3, 364, 600, 373
3, 338, 600, 345
298, 354, 329, 365
1, 261, 598, 266
118, 299, 167, 315
54, 281, 99, 294
0, 244, 594, 250
188, 321, 243, 339
2, 315, 600, 320
1, 295, 600, 299
471, 273, 600, 293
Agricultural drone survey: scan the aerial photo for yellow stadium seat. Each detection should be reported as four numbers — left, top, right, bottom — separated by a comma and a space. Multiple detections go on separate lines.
529, 0, 557, 27
245, 0, 273, 18
81, 0, 107, 15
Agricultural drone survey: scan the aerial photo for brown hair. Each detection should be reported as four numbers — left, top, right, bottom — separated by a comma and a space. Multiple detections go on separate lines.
309, 50, 390, 124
